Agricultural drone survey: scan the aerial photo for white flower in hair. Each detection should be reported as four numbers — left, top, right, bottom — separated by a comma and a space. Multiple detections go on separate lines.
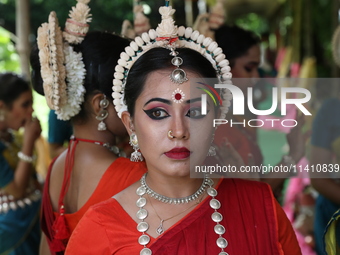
37, 0, 90, 120
156, 6, 178, 38
63, 0, 92, 44
56, 44, 86, 120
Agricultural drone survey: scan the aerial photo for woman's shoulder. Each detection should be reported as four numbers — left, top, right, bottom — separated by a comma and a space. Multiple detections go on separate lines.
47, 150, 67, 208
49, 150, 67, 182
105, 158, 147, 184
112, 157, 147, 171
90, 197, 121, 215
85, 197, 135, 227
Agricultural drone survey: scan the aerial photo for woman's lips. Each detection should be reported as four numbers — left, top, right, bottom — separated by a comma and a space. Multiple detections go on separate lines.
164, 147, 191, 159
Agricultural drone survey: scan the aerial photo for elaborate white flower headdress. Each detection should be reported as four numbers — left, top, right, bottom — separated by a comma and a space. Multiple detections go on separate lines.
37, 0, 91, 120
112, 1, 232, 119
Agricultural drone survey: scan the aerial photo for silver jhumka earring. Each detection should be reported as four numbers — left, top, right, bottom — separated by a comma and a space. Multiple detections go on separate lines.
96, 95, 109, 131
129, 133, 144, 162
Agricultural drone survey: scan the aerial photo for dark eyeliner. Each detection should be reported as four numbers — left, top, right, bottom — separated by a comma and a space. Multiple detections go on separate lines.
186, 108, 208, 119
143, 108, 169, 120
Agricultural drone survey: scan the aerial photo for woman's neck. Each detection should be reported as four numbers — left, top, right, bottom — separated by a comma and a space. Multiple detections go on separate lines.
73, 125, 117, 145
144, 171, 205, 199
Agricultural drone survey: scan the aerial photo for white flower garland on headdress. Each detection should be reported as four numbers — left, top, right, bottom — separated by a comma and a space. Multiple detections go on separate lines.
37, 12, 67, 111
37, 0, 91, 120
60, 44, 86, 120
112, 4, 232, 119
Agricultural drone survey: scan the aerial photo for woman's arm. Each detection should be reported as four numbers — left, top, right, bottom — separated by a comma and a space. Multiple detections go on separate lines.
2, 119, 41, 198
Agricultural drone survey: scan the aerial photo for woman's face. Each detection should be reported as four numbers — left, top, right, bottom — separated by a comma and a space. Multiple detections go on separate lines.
231, 44, 260, 93
123, 69, 215, 177
3, 90, 34, 130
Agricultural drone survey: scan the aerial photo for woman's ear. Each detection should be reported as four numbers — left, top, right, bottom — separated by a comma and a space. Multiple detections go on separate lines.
91, 93, 106, 115
121, 111, 133, 135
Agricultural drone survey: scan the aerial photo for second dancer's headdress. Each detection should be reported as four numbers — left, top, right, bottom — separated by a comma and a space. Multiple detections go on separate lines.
37, 0, 91, 120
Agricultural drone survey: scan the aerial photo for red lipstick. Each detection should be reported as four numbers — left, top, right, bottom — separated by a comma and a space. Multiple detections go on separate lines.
165, 147, 190, 160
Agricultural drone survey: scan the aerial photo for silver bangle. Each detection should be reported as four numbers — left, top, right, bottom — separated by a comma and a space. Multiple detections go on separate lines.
17, 151, 34, 163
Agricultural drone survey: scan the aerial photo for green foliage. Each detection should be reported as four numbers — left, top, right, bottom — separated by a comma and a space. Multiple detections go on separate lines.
0, 27, 20, 73
1, 0, 135, 37
235, 13, 269, 37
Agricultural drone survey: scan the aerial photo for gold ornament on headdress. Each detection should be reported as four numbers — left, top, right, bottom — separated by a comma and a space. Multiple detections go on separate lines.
37, 0, 90, 120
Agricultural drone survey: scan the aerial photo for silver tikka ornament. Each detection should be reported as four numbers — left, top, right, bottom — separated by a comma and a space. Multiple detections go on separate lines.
169, 49, 188, 85
135, 173, 229, 254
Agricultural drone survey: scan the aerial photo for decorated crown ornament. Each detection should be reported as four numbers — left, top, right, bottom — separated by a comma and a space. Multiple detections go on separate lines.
37, 0, 91, 120
112, 1, 232, 119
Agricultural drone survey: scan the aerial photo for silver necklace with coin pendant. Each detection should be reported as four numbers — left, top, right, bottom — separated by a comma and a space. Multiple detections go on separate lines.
135, 173, 229, 255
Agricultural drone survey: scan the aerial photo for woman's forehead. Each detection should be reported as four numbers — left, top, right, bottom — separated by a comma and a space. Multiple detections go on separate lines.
138, 71, 209, 104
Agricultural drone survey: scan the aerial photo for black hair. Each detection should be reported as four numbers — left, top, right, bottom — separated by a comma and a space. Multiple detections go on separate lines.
214, 25, 260, 67
124, 47, 217, 117
0, 72, 31, 108
30, 31, 130, 123
30, 45, 44, 96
